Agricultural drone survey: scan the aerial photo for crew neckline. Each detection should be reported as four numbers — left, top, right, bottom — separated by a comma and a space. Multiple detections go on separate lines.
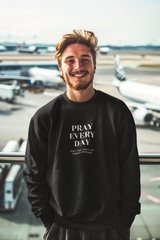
61, 89, 98, 107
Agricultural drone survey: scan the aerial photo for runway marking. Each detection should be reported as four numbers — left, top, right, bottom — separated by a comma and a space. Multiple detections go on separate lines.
141, 176, 160, 204
153, 76, 160, 81
141, 176, 160, 184
139, 79, 150, 83
144, 61, 154, 65
141, 191, 160, 204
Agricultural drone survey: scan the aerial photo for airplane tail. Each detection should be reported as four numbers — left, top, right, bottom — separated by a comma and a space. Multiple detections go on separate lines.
114, 55, 126, 81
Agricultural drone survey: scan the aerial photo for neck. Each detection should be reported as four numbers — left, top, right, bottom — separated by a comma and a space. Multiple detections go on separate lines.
66, 85, 95, 102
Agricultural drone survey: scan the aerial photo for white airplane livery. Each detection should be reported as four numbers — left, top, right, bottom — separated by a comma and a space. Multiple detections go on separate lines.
0, 62, 62, 89
113, 55, 160, 126
28, 67, 63, 87
95, 55, 160, 127
99, 47, 110, 55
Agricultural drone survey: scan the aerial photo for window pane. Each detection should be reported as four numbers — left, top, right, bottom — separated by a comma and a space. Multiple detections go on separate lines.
131, 165, 160, 239
0, 57, 160, 153
0, 163, 44, 240
0, 163, 160, 240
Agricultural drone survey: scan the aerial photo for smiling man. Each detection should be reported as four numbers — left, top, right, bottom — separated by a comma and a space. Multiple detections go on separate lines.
23, 30, 141, 240
59, 43, 95, 92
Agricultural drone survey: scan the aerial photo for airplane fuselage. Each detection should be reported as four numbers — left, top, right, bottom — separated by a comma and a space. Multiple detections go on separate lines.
29, 67, 63, 84
119, 81, 160, 106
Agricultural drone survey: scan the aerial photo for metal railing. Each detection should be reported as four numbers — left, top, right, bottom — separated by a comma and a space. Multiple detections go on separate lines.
0, 152, 160, 164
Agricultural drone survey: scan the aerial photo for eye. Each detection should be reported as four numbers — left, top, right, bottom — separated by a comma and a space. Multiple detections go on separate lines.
82, 58, 89, 62
67, 59, 74, 63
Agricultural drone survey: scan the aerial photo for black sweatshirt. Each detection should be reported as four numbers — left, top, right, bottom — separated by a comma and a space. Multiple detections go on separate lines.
23, 90, 141, 230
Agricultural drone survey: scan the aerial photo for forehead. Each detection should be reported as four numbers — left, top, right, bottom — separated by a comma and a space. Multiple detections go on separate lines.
62, 43, 91, 59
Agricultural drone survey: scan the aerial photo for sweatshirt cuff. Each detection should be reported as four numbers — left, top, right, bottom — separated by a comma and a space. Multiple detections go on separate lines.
120, 212, 136, 228
40, 209, 54, 227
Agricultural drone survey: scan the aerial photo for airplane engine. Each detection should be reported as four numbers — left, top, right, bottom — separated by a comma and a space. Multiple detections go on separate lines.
133, 109, 153, 123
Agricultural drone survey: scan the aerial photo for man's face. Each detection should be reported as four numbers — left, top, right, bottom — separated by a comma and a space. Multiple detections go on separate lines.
59, 44, 96, 90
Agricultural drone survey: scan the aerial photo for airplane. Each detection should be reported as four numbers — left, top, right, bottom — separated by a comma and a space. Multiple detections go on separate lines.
94, 55, 160, 127
18, 45, 48, 54
47, 46, 56, 53
0, 61, 63, 89
0, 61, 59, 75
0, 45, 7, 52
99, 46, 110, 55
18, 45, 56, 54
0, 74, 43, 91
28, 67, 63, 88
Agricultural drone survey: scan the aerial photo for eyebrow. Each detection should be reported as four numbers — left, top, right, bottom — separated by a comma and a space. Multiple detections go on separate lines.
81, 54, 91, 58
65, 54, 91, 60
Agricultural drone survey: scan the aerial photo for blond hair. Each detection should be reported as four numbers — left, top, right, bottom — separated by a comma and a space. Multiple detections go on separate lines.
55, 30, 98, 66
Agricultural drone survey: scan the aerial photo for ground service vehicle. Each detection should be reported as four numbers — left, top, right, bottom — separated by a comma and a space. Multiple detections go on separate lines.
0, 81, 25, 103
0, 140, 25, 211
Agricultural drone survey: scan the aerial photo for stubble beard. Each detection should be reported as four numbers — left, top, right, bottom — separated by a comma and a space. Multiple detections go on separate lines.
61, 70, 95, 90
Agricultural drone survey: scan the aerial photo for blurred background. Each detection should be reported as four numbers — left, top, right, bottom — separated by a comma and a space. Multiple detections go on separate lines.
0, 0, 160, 239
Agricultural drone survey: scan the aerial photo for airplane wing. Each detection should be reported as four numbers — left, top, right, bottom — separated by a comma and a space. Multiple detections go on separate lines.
94, 78, 138, 87
126, 102, 160, 112
0, 75, 32, 84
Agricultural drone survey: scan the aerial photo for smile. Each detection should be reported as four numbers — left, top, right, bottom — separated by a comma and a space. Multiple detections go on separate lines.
73, 74, 86, 77
70, 72, 87, 77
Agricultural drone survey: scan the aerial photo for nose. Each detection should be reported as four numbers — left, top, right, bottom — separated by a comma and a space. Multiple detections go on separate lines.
74, 59, 83, 71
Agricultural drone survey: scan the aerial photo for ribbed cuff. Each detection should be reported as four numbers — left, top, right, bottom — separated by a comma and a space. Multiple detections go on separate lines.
120, 212, 136, 228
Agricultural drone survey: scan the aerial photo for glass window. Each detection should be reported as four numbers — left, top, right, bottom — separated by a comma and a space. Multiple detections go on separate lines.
0, 0, 159, 239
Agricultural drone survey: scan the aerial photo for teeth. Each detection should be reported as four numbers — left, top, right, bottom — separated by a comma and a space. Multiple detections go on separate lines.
74, 74, 85, 77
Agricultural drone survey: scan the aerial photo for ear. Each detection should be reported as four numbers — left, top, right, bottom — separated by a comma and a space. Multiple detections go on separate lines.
94, 63, 96, 72
59, 66, 63, 75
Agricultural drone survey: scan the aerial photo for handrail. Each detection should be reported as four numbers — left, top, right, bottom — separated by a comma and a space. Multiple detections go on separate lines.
0, 152, 25, 163
0, 152, 160, 164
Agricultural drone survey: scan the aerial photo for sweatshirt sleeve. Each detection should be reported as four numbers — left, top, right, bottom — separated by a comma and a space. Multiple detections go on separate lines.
23, 115, 54, 227
117, 102, 141, 228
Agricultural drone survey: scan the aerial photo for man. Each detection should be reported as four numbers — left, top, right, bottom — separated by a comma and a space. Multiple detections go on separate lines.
23, 30, 141, 240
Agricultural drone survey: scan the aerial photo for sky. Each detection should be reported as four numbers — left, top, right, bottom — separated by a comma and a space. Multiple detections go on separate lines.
0, 0, 160, 46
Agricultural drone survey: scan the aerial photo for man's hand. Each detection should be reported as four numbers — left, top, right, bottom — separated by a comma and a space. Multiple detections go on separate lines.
43, 224, 53, 240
